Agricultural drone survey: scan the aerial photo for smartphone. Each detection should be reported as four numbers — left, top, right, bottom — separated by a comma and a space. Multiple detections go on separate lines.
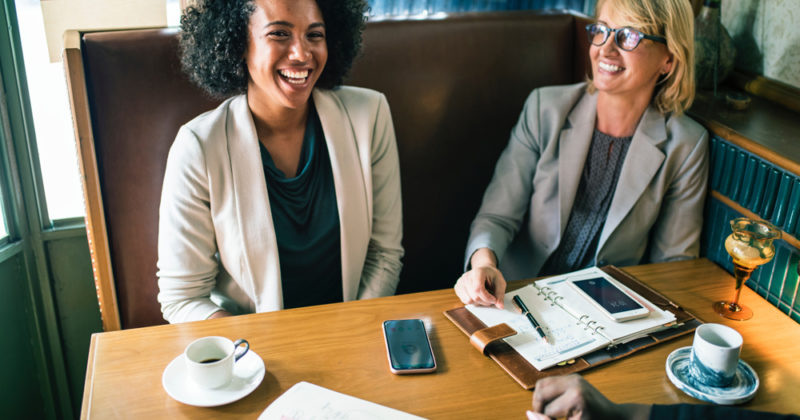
569, 276, 650, 322
382, 319, 437, 374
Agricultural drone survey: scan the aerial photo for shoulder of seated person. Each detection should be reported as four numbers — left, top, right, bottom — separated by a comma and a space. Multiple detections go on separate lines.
664, 111, 708, 146
320, 85, 384, 107
533, 81, 587, 97
524, 82, 588, 110
181, 94, 243, 136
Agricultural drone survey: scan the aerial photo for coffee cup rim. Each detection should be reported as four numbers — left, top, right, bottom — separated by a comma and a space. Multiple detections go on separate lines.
696, 323, 743, 349
184, 336, 235, 365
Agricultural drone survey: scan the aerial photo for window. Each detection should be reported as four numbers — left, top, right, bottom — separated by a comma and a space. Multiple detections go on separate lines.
15, 0, 83, 221
13, 0, 182, 223
167, 0, 181, 26
0, 192, 7, 238
367, 0, 593, 19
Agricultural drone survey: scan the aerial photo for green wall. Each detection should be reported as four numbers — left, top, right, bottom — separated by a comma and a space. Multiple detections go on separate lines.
45, 233, 102, 417
0, 232, 98, 420
0, 252, 47, 419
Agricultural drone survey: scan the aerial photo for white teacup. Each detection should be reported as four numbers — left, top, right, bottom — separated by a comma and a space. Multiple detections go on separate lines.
184, 336, 250, 389
689, 323, 742, 388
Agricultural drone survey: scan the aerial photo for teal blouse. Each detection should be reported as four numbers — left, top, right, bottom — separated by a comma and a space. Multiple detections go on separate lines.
259, 103, 342, 308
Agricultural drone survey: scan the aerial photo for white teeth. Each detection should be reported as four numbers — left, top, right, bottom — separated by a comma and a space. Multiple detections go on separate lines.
279, 69, 309, 82
599, 62, 623, 72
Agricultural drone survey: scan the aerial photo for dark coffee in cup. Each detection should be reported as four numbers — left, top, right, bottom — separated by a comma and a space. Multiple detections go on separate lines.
184, 336, 250, 389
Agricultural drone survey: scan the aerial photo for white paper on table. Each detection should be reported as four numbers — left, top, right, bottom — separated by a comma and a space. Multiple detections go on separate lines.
259, 381, 427, 420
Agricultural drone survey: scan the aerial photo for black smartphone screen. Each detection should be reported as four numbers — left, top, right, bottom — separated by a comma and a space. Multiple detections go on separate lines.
383, 319, 435, 370
572, 277, 644, 314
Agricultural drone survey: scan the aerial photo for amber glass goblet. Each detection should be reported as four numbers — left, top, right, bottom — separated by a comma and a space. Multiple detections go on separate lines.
714, 218, 780, 321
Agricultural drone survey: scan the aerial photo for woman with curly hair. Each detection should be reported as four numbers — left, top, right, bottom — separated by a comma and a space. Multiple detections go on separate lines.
157, 0, 403, 323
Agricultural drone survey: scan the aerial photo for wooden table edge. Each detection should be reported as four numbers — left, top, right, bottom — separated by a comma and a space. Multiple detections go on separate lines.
80, 333, 99, 420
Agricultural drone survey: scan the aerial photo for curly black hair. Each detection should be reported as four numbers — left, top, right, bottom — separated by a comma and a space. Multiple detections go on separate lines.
179, 0, 367, 98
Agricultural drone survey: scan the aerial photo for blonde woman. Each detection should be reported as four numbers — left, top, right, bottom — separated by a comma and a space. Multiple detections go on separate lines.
456, 0, 706, 308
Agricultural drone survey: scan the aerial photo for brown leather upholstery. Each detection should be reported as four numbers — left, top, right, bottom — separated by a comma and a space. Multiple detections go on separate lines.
74, 12, 591, 329
80, 29, 221, 328
347, 12, 591, 293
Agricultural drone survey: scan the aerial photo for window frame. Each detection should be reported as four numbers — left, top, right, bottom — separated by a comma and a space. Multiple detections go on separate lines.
0, 2, 77, 417
0, 112, 15, 244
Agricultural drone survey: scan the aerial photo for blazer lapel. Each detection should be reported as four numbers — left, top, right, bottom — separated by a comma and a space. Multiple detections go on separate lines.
313, 89, 370, 301
558, 92, 597, 235
226, 95, 282, 310
598, 105, 666, 248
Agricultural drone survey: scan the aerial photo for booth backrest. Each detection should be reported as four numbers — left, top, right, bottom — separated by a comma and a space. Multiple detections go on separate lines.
348, 12, 591, 294
73, 30, 219, 330
69, 11, 591, 329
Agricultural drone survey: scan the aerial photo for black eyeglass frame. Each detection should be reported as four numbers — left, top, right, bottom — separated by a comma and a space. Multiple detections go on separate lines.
585, 23, 667, 51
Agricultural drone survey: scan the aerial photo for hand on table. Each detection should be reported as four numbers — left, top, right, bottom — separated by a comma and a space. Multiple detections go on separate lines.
454, 248, 507, 309
207, 310, 233, 319
527, 374, 650, 420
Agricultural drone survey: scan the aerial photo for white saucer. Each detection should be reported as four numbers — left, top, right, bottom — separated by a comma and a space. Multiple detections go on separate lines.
665, 346, 759, 405
162, 350, 265, 407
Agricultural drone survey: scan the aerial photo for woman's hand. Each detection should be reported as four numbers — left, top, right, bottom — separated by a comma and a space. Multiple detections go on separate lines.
207, 310, 233, 319
528, 374, 650, 420
454, 248, 507, 309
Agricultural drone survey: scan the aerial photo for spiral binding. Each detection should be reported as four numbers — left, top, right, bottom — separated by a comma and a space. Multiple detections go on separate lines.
534, 283, 616, 346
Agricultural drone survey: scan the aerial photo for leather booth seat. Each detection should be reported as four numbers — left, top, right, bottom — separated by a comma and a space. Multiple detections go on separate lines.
347, 12, 591, 294
75, 11, 591, 328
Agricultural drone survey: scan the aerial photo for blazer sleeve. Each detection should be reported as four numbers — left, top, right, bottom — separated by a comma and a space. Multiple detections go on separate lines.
647, 126, 710, 262
156, 126, 224, 323
357, 94, 404, 299
464, 89, 544, 269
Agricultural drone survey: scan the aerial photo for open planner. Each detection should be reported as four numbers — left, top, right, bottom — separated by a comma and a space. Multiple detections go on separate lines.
444, 265, 700, 389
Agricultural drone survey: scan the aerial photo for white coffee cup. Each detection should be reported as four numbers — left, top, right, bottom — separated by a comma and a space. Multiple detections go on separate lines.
184, 336, 250, 389
689, 323, 742, 387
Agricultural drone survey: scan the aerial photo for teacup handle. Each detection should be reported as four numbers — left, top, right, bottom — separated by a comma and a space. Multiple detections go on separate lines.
233, 338, 250, 362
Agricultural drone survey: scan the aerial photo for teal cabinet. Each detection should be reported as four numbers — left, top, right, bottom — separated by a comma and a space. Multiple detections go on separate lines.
703, 136, 800, 322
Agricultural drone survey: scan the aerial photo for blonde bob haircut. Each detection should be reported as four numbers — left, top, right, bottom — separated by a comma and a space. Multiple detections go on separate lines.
587, 0, 695, 115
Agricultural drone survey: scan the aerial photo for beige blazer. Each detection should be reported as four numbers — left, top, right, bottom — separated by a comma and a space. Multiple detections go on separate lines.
466, 83, 709, 280
157, 87, 403, 323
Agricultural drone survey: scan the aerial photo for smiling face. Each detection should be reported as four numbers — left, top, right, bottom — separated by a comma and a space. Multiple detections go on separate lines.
590, 3, 673, 105
245, 0, 327, 112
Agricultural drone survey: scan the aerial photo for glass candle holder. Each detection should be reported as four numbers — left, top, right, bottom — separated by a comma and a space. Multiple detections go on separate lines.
714, 217, 780, 321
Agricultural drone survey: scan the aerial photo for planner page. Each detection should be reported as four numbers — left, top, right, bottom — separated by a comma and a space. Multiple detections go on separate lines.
467, 284, 608, 370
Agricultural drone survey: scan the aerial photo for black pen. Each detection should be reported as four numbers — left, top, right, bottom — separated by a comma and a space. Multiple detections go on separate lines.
512, 295, 549, 343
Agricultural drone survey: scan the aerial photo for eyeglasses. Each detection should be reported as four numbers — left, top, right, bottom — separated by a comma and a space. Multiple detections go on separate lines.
585, 23, 667, 51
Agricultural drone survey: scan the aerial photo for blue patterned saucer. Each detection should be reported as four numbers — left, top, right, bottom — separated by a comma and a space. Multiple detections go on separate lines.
665, 346, 758, 405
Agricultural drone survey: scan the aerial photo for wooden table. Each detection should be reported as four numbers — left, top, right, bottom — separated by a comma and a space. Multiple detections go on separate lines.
81, 259, 800, 418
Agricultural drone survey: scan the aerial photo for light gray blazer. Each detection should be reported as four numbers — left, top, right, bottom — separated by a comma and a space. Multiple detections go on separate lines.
157, 87, 403, 323
465, 82, 709, 281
